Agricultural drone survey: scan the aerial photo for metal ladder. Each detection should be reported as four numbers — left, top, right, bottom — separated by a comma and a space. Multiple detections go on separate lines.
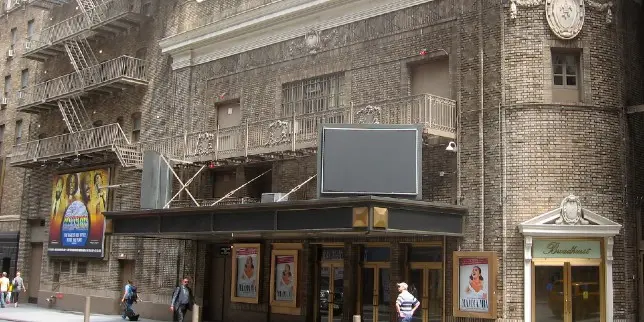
57, 95, 91, 133
76, 0, 107, 24
64, 37, 99, 74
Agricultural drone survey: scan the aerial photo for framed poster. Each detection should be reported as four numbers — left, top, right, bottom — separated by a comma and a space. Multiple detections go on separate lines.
269, 249, 298, 307
48, 168, 110, 258
452, 251, 498, 319
230, 243, 261, 303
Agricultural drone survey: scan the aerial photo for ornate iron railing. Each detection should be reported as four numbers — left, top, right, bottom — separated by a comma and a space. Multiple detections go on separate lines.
24, 0, 140, 54
17, 56, 147, 108
10, 123, 126, 164
141, 93, 456, 162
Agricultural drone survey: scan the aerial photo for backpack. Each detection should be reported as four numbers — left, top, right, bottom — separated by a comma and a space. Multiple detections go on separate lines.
127, 285, 138, 302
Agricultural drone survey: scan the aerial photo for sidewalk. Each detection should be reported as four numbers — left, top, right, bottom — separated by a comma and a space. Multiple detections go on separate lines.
0, 304, 167, 322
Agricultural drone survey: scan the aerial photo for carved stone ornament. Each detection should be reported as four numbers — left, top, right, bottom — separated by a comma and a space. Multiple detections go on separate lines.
304, 30, 321, 54
265, 120, 290, 146
510, 0, 611, 26
555, 194, 589, 225
546, 0, 585, 40
355, 105, 381, 124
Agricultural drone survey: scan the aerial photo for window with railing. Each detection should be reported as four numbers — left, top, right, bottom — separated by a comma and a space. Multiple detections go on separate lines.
20, 69, 28, 90
281, 74, 344, 117
4, 75, 10, 99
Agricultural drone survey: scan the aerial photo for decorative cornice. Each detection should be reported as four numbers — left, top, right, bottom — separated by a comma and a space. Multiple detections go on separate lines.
162, 0, 435, 70
510, 0, 613, 24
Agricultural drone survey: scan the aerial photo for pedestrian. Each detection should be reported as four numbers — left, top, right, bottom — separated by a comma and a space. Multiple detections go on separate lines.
0, 272, 10, 308
11, 271, 25, 308
395, 282, 420, 322
169, 277, 194, 322
121, 279, 138, 320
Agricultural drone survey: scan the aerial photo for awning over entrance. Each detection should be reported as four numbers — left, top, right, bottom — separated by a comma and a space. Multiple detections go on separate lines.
104, 196, 467, 239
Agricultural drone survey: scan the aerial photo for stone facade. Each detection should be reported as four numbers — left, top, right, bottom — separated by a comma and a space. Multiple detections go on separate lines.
0, 0, 640, 321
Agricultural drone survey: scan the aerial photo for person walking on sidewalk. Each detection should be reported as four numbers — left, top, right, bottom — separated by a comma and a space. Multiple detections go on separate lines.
170, 277, 194, 322
0, 272, 10, 308
121, 279, 138, 320
11, 272, 25, 307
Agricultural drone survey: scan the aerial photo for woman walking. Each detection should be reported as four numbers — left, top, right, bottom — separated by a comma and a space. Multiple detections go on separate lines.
11, 272, 25, 307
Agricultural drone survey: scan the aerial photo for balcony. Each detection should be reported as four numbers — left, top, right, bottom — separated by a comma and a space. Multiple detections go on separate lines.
17, 55, 147, 112
23, 0, 145, 61
10, 123, 127, 168
112, 197, 260, 212
140, 93, 456, 165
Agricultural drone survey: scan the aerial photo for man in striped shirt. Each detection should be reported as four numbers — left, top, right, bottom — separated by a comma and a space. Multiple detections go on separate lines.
395, 282, 420, 322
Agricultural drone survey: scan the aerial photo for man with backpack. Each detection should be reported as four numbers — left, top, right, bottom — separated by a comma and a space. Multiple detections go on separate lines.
121, 280, 139, 321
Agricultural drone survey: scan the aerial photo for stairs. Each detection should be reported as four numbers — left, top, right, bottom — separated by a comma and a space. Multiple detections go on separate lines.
64, 37, 99, 74
57, 96, 91, 133
76, 0, 107, 24
114, 143, 143, 169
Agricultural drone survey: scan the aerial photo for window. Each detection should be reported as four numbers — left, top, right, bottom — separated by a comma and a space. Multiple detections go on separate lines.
37, 133, 46, 140
92, 120, 103, 127
76, 261, 88, 274
15, 120, 22, 145
0, 125, 5, 152
116, 116, 124, 127
141, 1, 152, 16
281, 74, 344, 117
552, 51, 581, 103
131, 113, 141, 143
10, 28, 17, 49
4, 76, 10, 98
27, 20, 34, 40
20, 69, 28, 90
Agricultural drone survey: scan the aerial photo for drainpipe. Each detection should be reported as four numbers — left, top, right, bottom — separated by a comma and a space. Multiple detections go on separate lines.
478, 0, 485, 252
500, 1, 508, 319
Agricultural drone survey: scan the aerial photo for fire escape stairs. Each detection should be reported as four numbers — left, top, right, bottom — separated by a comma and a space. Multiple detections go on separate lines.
76, 0, 107, 24
57, 95, 91, 133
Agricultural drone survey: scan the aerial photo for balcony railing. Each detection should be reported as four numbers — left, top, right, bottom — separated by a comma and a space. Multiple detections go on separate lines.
10, 123, 127, 165
17, 56, 147, 109
5, 0, 67, 13
141, 93, 456, 163
24, 0, 141, 55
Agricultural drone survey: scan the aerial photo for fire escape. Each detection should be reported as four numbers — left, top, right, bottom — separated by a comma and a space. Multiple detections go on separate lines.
11, 0, 147, 169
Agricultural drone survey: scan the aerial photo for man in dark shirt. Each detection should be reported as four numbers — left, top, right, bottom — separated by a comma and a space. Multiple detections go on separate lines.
170, 278, 194, 322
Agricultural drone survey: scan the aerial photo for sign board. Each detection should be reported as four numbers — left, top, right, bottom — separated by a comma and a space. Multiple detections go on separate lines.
452, 251, 498, 319
532, 240, 601, 259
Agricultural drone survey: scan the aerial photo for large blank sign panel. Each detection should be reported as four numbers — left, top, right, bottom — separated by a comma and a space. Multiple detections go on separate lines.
318, 124, 422, 199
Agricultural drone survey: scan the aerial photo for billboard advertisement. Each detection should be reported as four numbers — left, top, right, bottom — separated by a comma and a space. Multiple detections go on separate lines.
48, 169, 109, 257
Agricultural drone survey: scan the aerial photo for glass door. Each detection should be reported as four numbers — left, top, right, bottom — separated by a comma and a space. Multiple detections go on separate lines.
408, 265, 442, 322
361, 264, 390, 322
533, 262, 602, 322
318, 263, 344, 322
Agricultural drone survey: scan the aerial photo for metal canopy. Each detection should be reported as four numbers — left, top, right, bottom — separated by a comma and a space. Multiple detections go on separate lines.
105, 196, 467, 239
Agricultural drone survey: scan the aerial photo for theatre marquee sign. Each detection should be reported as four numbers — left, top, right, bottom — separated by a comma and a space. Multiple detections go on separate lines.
532, 239, 601, 259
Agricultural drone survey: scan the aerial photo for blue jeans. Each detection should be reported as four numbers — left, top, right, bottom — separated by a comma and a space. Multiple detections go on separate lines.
122, 300, 133, 319
399, 313, 413, 322
0, 291, 6, 307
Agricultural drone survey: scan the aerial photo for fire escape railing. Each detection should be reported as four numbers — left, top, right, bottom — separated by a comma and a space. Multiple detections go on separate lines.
24, 0, 138, 54
17, 56, 147, 108
11, 123, 128, 164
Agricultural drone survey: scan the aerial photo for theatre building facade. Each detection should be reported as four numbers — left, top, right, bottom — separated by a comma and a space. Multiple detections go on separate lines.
7, 0, 643, 322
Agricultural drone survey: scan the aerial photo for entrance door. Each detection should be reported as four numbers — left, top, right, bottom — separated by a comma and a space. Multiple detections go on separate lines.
533, 261, 602, 322
361, 264, 390, 322
28, 243, 43, 303
119, 260, 135, 289
204, 245, 231, 322
408, 264, 442, 322
318, 263, 344, 322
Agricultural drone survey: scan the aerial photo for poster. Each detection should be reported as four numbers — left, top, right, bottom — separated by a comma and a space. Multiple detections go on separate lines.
235, 247, 258, 298
452, 251, 497, 319
48, 169, 109, 258
230, 243, 260, 303
274, 255, 295, 301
